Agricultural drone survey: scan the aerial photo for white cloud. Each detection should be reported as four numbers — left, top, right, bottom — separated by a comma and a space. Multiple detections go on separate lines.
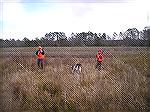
1, 0, 149, 40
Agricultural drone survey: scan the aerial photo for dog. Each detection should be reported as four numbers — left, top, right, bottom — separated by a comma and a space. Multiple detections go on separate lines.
71, 63, 82, 74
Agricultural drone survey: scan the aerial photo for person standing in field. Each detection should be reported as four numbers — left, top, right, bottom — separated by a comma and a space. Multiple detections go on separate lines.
36, 46, 45, 69
96, 49, 105, 70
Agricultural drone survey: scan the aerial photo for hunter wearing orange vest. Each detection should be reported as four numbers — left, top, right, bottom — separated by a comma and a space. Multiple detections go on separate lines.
36, 46, 45, 69
96, 49, 105, 70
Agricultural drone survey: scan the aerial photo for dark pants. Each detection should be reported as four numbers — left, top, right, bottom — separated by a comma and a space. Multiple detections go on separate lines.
37, 58, 44, 69
96, 60, 102, 70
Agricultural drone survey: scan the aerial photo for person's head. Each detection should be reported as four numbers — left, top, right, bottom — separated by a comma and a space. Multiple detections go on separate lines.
38, 46, 42, 50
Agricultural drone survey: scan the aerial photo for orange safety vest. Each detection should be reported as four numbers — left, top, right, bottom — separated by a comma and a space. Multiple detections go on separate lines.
37, 50, 44, 59
96, 53, 104, 62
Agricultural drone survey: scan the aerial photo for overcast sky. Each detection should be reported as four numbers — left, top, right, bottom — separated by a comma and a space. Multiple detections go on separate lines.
0, 0, 150, 40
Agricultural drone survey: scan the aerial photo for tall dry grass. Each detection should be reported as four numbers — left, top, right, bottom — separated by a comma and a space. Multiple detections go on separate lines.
1, 53, 148, 112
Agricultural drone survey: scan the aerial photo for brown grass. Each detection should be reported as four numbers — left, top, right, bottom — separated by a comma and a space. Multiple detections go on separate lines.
0, 47, 149, 112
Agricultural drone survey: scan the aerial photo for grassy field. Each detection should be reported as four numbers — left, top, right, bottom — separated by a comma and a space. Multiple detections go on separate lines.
0, 47, 149, 112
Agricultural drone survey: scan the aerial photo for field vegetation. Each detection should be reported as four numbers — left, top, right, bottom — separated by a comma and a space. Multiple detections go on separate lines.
0, 47, 149, 112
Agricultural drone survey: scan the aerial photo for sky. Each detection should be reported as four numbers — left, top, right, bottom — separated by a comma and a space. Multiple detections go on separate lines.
0, 0, 150, 40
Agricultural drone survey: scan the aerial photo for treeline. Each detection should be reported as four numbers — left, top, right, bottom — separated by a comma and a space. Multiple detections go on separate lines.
0, 28, 149, 47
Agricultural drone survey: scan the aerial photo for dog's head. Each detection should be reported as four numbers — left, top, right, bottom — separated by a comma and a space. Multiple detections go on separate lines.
76, 64, 81, 67
71, 65, 74, 70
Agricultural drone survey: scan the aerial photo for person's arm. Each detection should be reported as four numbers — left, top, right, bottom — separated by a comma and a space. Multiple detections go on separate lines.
96, 54, 99, 59
36, 51, 38, 55
42, 50, 45, 55
42, 50, 45, 58
35, 51, 39, 59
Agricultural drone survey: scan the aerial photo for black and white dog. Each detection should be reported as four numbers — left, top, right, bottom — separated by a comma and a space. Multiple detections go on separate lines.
71, 64, 82, 74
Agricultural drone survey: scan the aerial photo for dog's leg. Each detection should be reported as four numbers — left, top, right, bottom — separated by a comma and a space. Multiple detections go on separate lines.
76, 66, 81, 74
79, 67, 81, 73
72, 66, 75, 74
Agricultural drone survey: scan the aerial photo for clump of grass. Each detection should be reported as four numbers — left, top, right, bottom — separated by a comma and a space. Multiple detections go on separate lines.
118, 51, 149, 111
1, 51, 148, 112
119, 52, 149, 77
37, 81, 79, 112
38, 81, 61, 97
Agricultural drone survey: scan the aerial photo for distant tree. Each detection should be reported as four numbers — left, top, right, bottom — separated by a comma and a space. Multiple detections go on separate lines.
51, 32, 68, 46
87, 31, 94, 46
87, 31, 94, 37
10, 39, 17, 47
125, 28, 139, 40
75, 33, 82, 46
45, 32, 55, 41
51, 32, 61, 46
43, 32, 55, 46
144, 27, 150, 46
119, 32, 124, 40
34, 37, 42, 46
23, 37, 31, 47
15, 39, 21, 47
101, 33, 106, 40
59, 37, 68, 46
148, 29, 150, 46
86, 32, 94, 46
106, 35, 111, 40
68, 32, 76, 46
98, 33, 101, 38
139, 30, 146, 40
29, 39, 37, 47
81, 32, 88, 46
112, 32, 118, 40
94, 33, 101, 46
122, 28, 140, 46
70, 32, 76, 38
59, 32, 68, 46
3, 39, 9, 47
0, 39, 3, 47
